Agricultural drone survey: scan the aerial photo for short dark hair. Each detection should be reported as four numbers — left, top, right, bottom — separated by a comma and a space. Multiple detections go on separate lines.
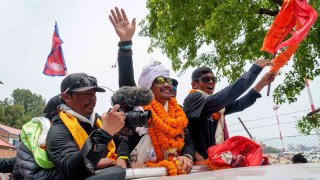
191, 67, 213, 81
292, 153, 308, 163
43, 95, 62, 119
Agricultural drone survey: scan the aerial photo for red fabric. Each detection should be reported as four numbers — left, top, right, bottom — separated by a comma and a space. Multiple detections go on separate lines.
43, 22, 67, 76
207, 136, 262, 167
261, 0, 317, 73
261, 0, 295, 54
277, 0, 318, 50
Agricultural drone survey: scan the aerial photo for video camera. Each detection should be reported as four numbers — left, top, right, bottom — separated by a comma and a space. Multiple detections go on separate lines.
111, 86, 153, 129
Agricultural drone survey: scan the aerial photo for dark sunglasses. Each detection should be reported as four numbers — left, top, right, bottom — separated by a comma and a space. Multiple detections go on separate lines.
197, 75, 217, 84
64, 76, 98, 93
155, 77, 173, 85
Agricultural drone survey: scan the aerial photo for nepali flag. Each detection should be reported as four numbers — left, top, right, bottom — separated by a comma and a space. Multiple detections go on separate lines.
43, 22, 68, 76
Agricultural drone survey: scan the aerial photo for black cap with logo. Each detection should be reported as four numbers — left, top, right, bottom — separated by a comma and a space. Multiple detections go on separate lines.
60, 73, 105, 93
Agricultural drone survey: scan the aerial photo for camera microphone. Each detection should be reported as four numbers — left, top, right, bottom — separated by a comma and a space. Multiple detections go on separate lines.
111, 86, 153, 128
111, 86, 153, 109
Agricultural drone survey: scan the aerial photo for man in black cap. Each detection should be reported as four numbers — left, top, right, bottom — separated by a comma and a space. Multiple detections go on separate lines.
171, 78, 178, 98
46, 73, 126, 179
183, 60, 276, 160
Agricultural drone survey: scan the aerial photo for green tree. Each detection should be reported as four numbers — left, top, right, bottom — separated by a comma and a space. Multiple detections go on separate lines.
140, 0, 320, 105
0, 89, 46, 129
297, 114, 320, 135
12, 88, 46, 117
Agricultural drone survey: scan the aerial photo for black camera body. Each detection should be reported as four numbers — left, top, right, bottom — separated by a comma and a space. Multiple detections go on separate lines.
122, 108, 151, 128
111, 86, 154, 129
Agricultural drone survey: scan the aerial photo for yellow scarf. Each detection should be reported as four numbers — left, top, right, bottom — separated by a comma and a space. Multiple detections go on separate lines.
59, 111, 117, 160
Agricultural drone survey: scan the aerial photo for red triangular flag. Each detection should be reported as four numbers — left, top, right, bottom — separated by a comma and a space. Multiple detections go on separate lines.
43, 22, 68, 76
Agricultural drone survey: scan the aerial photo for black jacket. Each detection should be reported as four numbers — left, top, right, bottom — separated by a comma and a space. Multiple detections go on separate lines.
46, 113, 125, 179
0, 157, 15, 173
117, 41, 195, 159
12, 142, 65, 180
183, 64, 262, 158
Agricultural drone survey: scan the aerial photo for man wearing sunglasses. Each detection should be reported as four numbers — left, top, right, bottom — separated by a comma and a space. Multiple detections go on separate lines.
110, 7, 194, 175
183, 61, 275, 160
46, 73, 127, 179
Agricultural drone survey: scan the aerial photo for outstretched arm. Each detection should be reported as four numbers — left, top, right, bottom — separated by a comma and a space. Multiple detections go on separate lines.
202, 59, 272, 115
225, 71, 276, 115
109, 7, 137, 87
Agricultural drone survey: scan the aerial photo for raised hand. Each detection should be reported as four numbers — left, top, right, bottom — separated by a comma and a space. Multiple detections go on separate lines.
254, 59, 273, 68
109, 7, 136, 42
253, 72, 276, 92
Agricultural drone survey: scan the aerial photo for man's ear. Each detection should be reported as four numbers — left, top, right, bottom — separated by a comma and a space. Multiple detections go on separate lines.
191, 81, 198, 89
61, 92, 71, 105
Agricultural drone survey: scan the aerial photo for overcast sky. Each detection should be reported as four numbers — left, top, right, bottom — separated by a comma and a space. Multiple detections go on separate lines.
0, 0, 319, 143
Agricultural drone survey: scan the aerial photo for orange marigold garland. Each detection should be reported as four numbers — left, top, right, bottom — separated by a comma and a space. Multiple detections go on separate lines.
146, 159, 187, 176
144, 98, 188, 161
194, 159, 231, 170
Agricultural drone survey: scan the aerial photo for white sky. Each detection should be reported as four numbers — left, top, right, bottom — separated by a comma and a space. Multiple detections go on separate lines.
0, 0, 319, 142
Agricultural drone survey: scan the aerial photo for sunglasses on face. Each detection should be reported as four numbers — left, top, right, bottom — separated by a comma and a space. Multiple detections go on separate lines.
64, 76, 98, 93
197, 75, 217, 84
155, 77, 173, 85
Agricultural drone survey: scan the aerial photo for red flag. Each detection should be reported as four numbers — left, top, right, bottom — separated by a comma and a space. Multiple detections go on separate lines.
43, 22, 67, 76
261, 0, 318, 73
276, 0, 318, 51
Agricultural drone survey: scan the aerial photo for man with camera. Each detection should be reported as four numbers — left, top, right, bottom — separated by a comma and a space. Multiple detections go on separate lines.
109, 7, 195, 174
46, 73, 126, 179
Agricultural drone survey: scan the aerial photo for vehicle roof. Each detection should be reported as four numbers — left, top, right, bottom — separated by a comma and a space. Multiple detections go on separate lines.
137, 163, 320, 180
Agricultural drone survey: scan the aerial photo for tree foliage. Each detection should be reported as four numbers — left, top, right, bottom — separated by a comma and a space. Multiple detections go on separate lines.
0, 89, 46, 129
297, 114, 320, 135
140, 0, 320, 105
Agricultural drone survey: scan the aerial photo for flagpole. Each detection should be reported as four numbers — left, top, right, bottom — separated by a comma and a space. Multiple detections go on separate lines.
267, 54, 276, 96
273, 105, 285, 152
305, 78, 315, 111
238, 117, 253, 139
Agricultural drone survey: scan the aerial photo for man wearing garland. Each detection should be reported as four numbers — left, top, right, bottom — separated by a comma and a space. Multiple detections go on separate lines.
109, 7, 195, 175
183, 62, 275, 160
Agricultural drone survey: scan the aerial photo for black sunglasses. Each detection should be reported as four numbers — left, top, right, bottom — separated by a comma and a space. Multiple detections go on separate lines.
155, 77, 173, 85
64, 76, 98, 93
197, 75, 217, 84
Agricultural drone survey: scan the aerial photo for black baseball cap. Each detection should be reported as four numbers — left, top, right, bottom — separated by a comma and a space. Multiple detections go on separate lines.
60, 73, 105, 93
172, 78, 178, 86
191, 67, 213, 81
43, 94, 61, 114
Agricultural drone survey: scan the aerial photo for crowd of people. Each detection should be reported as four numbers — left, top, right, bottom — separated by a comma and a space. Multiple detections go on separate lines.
1, 7, 278, 179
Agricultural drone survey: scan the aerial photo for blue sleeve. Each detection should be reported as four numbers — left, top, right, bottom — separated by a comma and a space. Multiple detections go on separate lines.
202, 64, 262, 115
224, 89, 262, 115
